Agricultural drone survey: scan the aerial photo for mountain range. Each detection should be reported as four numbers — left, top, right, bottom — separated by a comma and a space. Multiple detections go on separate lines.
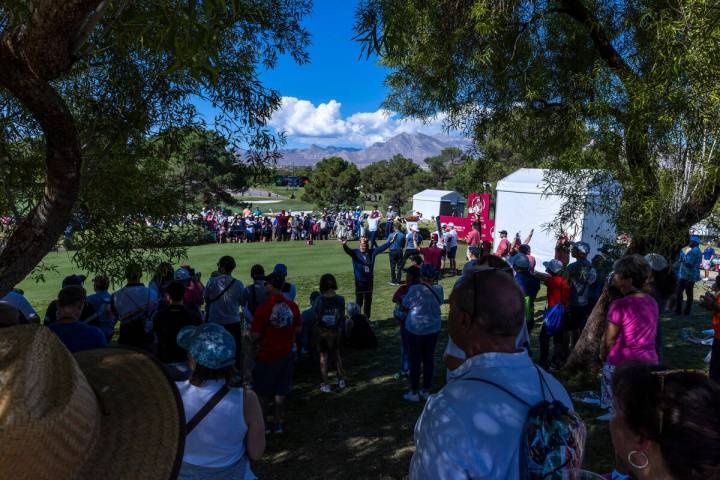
275, 132, 471, 168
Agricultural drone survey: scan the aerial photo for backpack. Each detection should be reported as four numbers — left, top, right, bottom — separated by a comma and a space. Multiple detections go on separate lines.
464, 367, 586, 479
344, 313, 377, 349
543, 304, 566, 337
316, 296, 343, 329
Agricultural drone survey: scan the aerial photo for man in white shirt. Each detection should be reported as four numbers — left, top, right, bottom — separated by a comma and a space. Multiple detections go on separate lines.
367, 208, 382, 249
410, 264, 573, 480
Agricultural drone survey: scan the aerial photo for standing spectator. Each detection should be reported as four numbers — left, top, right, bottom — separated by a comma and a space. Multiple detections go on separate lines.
513, 254, 541, 336
299, 291, 321, 357
464, 221, 482, 261
204, 256, 247, 369
176, 323, 265, 478
599, 255, 659, 421
342, 235, 391, 320
86, 275, 116, 342
387, 222, 406, 285
367, 209, 382, 249
674, 235, 702, 316
112, 263, 158, 349
645, 253, 676, 362
494, 229, 511, 258
609, 365, 720, 480
1, 287, 39, 323
419, 234, 443, 272
312, 274, 347, 393
443, 223, 459, 275
411, 264, 574, 479
565, 242, 597, 356
402, 264, 444, 401
385, 205, 398, 239
153, 281, 202, 364
244, 264, 267, 383
44, 275, 97, 326
251, 272, 302, 434
517, 244, 536, 273
699, 275, 720, 383
555, 231, 571, 265
401, 225, 422, 270
175, 266, 204, 319
392, 266, 421, 380
533, 259, 570, 369
48, 285, 107, 353
149, 262, 174, 306
703, 244, 716, 280
273, 264, 297, 301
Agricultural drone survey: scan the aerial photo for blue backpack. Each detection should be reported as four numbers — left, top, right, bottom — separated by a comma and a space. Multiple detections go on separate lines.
543, 304, 566, 337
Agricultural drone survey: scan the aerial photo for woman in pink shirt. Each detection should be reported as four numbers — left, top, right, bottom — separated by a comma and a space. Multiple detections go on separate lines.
600, 255, 659, 413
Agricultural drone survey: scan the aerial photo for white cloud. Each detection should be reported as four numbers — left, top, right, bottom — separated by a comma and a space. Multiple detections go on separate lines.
268, 96, 448, 147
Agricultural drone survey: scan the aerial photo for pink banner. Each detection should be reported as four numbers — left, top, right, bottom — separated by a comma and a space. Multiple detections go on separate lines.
467, 193, 490, 221
439, 216, 495, 242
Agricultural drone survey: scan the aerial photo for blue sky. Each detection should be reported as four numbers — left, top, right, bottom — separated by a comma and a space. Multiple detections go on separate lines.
197, 0, 446, 148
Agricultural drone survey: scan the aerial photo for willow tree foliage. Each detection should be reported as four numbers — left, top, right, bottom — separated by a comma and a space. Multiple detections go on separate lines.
0, 0, 311, 289
355, 0, 720, 256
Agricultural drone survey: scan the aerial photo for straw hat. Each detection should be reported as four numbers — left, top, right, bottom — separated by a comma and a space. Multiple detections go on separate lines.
0, 325, 185, 479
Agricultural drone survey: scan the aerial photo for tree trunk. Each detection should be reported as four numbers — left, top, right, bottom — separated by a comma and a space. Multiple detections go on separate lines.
563, 283, 611, 373
0, 40, 83, 292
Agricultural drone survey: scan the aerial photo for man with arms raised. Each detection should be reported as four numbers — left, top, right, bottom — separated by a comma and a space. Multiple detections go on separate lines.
411, 266, 573, 479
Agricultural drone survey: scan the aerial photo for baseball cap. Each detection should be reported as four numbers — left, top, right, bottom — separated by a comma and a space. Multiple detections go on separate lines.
543, 259, 564, 274
644, 253, 669, 272
62, 274, 86, 287
420, 264, 437, 278
173, 268, 191, 282
448, 222, 455, 228
468, 245, 481, 257
572, 242, 591, 255
177, 323, 236, 369
513, 254, 531, 270
273, 263, 288, 275
690, 235, 701, 244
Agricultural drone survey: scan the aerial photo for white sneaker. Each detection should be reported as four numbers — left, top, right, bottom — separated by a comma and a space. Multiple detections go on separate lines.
419, 389, 430, 400
403, 391, 420, 402
320, 383, 332, 393
337, 379, 347, 390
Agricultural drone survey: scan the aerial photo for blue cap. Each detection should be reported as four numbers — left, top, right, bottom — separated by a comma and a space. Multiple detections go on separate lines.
174, 268, 191, 282
690, 235, 701, 244
420, 264, 437, 278
177, 323, 235, 369
273, 263, 288, 275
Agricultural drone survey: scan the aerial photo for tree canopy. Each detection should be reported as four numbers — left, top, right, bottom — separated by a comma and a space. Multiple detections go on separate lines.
355, 0, 720, 256
0, 0, 311, 288
302, 157, 361, 208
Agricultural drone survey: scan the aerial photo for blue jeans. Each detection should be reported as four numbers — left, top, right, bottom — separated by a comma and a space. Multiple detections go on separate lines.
368, 230, 378, 248
385, 221, 393, 239
399, 324, 410, 374
407, 331, 439, 392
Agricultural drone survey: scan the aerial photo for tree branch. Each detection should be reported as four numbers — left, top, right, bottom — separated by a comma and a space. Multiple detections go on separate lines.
558, 0, 638, 84
72, 0, 111, 55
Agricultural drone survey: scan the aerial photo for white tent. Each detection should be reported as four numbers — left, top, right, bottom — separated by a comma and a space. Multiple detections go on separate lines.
411, 189, 465, 219
494, 169, 618, 267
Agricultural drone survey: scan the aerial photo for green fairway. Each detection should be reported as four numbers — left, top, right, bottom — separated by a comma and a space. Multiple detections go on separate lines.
16, 240, 715, 478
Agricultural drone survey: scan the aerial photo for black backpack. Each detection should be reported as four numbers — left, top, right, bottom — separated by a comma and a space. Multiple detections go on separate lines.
344, 313, 377, 349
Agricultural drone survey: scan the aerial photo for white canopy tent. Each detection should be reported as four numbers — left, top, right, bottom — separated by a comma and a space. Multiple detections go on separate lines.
494, 169, 618, 267
411, 189, 465, 219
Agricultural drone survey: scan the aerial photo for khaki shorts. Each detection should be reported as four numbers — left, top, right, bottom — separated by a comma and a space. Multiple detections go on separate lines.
313, 326, 340, 353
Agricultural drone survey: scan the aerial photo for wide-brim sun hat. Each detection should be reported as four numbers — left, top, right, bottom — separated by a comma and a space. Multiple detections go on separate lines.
0, 325, 185, 480
644, 253, 669, 272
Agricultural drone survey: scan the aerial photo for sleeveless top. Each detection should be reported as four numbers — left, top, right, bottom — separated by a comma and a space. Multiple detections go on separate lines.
177, 380, 253, 478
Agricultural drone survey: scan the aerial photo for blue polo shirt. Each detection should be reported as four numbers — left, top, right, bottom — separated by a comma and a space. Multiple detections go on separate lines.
388, 231, 406, 251
48, 321, 107, 353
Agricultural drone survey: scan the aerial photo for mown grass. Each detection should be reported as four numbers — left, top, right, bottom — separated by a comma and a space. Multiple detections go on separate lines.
16, 240, 714, 478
